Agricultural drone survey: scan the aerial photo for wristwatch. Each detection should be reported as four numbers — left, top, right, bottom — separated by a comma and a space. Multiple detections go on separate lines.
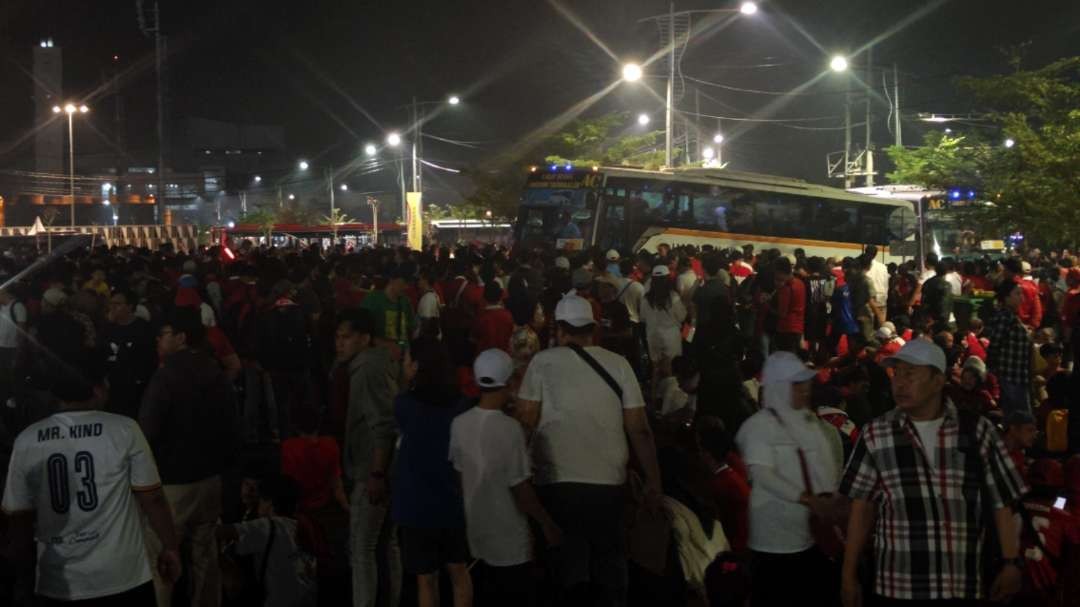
1000, 556, 1024, 569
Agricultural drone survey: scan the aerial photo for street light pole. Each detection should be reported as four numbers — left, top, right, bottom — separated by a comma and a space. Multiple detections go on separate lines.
665, 1, 675, 168
67, 112, 75, 226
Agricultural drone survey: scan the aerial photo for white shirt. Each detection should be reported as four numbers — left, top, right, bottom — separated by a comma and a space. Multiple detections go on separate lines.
912, 417, 945, 470
449, 407, 532, 566
945, 272, 963, 297
234, 517, 317, 607
618, 280, 646, 324
2, 411, 161, 600
0, 300, 27, 349
639, 291, 687, 335
868, 260, 889, 307
735, 408, 838, 554
519, 346, 646, 486
657, 376, 693, 417
676, 270, 700, 301
417, 291, 440, 320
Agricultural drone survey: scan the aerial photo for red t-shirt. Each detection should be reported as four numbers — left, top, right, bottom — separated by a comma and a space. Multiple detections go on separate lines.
1020, 497, 1080, 592
730, 261, 754, 281
206, 326, 236, 361
964, 332, 987, 361
1062, 290, 1080, 329
776, 276, 806, 334
1017, 278, 1043, 329
707, 455, 750, 554
472, 306, 515, 353
281, 436, 343, 512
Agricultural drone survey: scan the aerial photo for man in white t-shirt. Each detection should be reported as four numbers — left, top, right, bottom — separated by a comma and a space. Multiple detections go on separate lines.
864, 245, 890, 310
2, 359, 181, 605
517, 293, 662, 605
415, 269, 441, 338
449, 349, 562, 605
0, 285, 27, 405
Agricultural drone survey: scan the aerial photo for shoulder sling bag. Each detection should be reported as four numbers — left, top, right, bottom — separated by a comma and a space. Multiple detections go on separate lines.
764, 407, 845, 560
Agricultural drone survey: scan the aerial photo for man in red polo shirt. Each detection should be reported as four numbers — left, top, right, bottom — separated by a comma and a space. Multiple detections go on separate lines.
471, 282, 515, 353
773, 256, 805, 353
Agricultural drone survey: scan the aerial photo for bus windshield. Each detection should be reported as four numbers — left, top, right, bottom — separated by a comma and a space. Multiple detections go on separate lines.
515, 171, 601, 248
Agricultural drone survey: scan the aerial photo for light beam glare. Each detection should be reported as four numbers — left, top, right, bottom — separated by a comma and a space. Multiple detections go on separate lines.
494, 79, 622, 169
854, 0, 950, 55
725, 70, 831, 141
546, 0, 620, 63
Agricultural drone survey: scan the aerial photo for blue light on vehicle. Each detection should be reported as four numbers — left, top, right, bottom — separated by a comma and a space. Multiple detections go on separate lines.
565, 164, 573, 171
968, 190, 976, 199
550, 165, 558, 171
950, 190, 961, 200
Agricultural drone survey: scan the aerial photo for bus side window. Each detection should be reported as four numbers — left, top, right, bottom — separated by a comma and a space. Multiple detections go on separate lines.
692, 190, 730, 231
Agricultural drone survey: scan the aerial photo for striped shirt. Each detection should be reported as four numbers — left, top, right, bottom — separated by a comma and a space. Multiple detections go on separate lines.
838, 400, 1027, 600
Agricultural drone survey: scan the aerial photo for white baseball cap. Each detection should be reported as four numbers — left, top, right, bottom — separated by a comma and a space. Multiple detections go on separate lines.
1021, 260, 1032, 274
555, 292, 595, 327
554, 256, 571, 270
606, 249, 621, 262
761, 351, 817, 385
474, 349, 514, 389
882, 339, 947, 373
652, 265, 671, 277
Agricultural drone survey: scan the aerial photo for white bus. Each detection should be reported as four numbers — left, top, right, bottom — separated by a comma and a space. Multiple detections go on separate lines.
516, 166, 917, 262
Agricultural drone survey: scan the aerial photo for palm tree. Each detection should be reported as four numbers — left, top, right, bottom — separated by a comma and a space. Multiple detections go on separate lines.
322, 208, 354, 243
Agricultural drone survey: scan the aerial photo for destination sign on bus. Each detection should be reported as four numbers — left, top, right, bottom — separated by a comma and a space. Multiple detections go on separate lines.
525, 171, 603, 189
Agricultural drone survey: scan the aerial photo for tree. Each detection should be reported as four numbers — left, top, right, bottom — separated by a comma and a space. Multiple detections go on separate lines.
322, 208, 354, 242
887, 57, 1080, 247
463, 112, 670, 221
241, 207, 277, 242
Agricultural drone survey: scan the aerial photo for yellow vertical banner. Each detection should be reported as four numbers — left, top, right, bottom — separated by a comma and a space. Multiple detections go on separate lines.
406, 192, 423, 251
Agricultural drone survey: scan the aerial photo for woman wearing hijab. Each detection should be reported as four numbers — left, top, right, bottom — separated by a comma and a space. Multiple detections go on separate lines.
640, 264, 687, 376
734, 351, 844, 607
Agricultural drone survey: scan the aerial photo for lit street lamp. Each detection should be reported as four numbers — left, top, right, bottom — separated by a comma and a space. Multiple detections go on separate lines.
830, 55, 849, 72
288, 194, 296, 201
52, 102, 90, 226
1004, 138, 1016, 148
364, 143, 377, 156
254, 175, 262, 183
386, 132, 402, 147
298, 160, 310, 171
632, 3, 757, 167
713, 133, 724, 144
340, 183, 348, 191
448, 95, 461, 105
637, 113, 651, 126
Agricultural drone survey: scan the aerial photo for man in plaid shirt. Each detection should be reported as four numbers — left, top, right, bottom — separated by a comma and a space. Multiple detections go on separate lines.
839, 340, 1027, 606
985, 280, 1033, 416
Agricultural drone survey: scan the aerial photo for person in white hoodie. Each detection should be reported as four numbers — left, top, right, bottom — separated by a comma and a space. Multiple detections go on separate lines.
735, 351, 843, 607
639, 265, 687, 373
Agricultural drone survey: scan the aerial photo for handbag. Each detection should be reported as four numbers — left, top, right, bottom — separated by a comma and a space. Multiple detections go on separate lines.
764, 408, 845, 560
567, 342, 671, 576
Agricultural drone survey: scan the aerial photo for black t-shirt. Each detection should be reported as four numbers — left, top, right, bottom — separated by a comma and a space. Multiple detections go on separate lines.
103, 318, 157, 417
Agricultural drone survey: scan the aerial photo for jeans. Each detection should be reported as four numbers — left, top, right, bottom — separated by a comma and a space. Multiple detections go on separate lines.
145, 475, 223, 607
999, 380, 1032, 417
536, 482, 628, 607
350, 484, 402, 607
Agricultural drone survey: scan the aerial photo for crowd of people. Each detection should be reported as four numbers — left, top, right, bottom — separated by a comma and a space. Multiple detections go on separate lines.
0, 235, 1078, 606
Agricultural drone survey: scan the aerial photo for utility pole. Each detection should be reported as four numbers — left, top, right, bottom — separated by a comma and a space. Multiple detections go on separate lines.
893, 63, 902, 147
326, 168, 335, 217
843, 89, 852, 189
411, 97, 420, 194
154, 1, 166, 223
865, 47, 874, 187
694, 87, 702, 164
665, 1, 675, 168
67, 113, 75, 226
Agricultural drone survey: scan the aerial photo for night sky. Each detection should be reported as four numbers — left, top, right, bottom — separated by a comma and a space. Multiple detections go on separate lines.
2, 0, 1079, 197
